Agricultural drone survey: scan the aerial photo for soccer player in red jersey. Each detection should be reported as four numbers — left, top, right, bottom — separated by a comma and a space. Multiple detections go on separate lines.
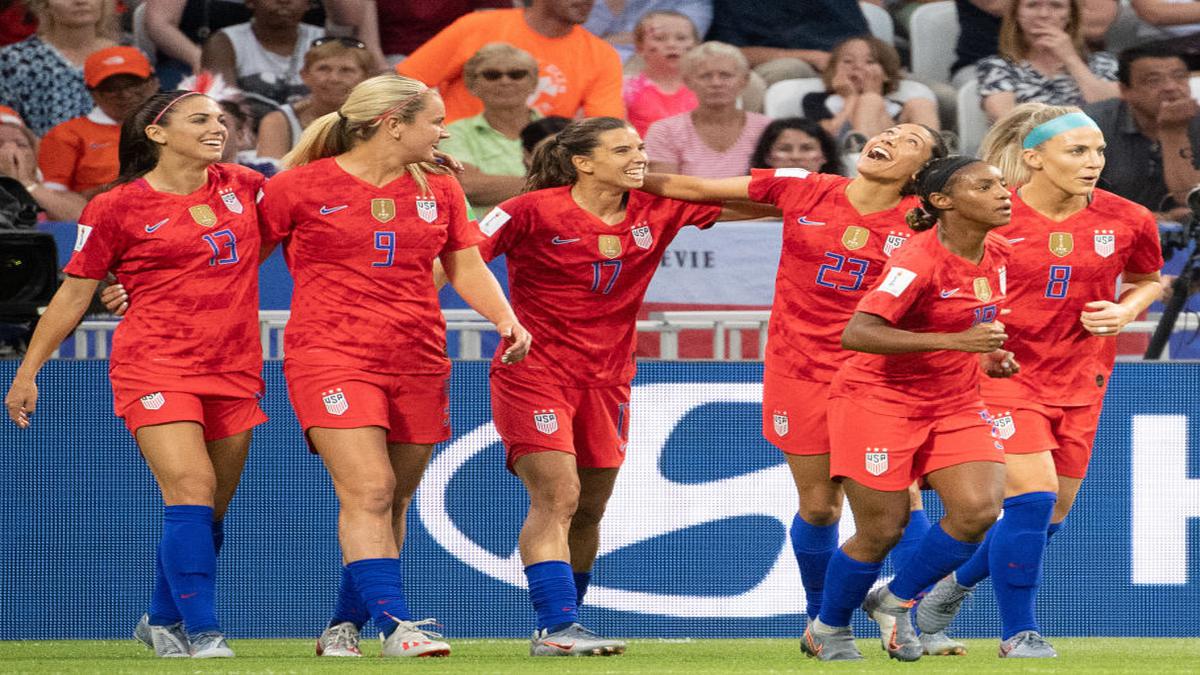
802, 156, 1017, 662
915, 105, 1164, 658
257, 74, 530, 658
640, 124, 969, 653
5, 91, 264, 658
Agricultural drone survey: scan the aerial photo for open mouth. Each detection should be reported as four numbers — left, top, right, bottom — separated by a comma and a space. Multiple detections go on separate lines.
625, 167, 646, 180
201, 139, 224, 149
865, 146, 892, 161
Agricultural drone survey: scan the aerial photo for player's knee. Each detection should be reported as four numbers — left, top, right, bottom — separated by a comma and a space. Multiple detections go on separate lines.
343, 476, 397, 516
948, 500, 1001, 539
857, 516, 907, 556
530, 478, 580, 521
162, 473, 217, 506
798, 499, 841, 526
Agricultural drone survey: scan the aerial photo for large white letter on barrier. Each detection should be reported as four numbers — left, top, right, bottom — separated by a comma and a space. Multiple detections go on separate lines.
1132, 415, 1200, 584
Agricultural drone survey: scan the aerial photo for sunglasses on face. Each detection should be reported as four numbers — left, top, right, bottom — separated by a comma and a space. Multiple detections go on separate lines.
478, 69, 533, 81
310, 36, 366, 49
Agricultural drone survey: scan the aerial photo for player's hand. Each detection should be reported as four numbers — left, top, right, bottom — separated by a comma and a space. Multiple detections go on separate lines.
99, 281, 128, 316
432, 149, 464, 174
981, 349, 1020, 378
1080, 300, 1135, 337
955, 320, 1008, 352
5, 376, 37, 429
497, 320, 531, 364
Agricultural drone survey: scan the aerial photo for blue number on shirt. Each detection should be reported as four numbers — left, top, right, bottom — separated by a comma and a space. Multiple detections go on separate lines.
591, 260, 623, 294
815, 252, 870, 291
202, 229, 238, 266
373, 231, 396, 268
973, 304, 999, 326
1045, 265, 1072, 299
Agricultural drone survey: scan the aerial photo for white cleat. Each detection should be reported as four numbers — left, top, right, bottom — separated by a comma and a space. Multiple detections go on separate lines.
316, 621, 361, 657
188, 631, 234, 658
133, 614, 189, 658
380, 617, 450, 657
530, 623, 626, 656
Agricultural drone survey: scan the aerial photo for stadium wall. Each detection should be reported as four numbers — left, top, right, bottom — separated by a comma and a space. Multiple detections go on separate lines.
1, 360, 1198, 639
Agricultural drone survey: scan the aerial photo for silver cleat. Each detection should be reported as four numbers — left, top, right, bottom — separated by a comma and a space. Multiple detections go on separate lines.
530, 622, 626, 656
133, 614, 190, 658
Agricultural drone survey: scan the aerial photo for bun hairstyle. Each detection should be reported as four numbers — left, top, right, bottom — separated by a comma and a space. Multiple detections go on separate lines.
904, 155, 982, 232
525, 116, 632, 192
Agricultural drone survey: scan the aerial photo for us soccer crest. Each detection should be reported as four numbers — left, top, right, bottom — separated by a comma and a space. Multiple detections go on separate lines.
991, 412, 1016, 440
865, 447, 888, 476
598, 235, 622, 259
631, 222, 652, 249
842, 225, 868, 251
189, 204, 217, 228
883, 231, 909, 257
533, 409, 558, 435
1049, 232, 1073, 257
1094, 229, 1115, 258
140, 392, 165, 410
772, 410, 789, 437
219, 187, 243, 214
415, 196, 437, 223
322, 388, 349, 416
973, 277, 993, 302
371, 198, 396, 223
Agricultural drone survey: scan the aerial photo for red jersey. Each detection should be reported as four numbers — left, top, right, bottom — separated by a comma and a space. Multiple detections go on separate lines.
982, 189, 1162, 406
478, 187, 721, 387
259, 158, 483, 374
64, 163, 264, 375
831, 229, 1011, 417
747, 168, 920, 383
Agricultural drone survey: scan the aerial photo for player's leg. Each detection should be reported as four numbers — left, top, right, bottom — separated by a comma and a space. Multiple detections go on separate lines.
568, 466, 619, 605
783, 454, 843, 622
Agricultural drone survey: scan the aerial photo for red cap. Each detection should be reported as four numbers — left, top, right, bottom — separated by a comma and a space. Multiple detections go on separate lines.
84, 46, 153, 88
0, 104, 23, 127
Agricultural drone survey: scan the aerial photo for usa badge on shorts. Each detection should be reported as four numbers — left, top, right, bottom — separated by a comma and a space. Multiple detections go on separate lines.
322, 388, 349, 416
773, 410, 789, 437
631, 223, 652, 249
140, 392, 165, 410
841, 225, 868, 251
973, 277, 993, 302
598, 235, 622, 259
415, 196, 437, 223
1094, 229, 1115, 258
219, 187, 243, 214
533, 409, 558, 435
991, 411, 1016, 440
189, 204, 218, 228
883, 231, 909, 257
865, 447, 888, 476
371, 198, 396, 223
1049, 232, 1073, 257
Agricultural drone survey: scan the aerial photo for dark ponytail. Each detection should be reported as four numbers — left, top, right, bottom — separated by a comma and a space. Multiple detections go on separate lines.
903, 155, 982, 232
524, 116, 631, 192
115, 91, 205, 185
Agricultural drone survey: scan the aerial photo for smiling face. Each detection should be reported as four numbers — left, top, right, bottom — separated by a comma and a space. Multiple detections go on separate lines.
857, 124, 940, 183
636, 14, 698, 72
147, 95, 227, 163
931, 163, 1013, 230
1024, 125, 1105, 197
573, 126, 647, 190
390, 92, 449, 164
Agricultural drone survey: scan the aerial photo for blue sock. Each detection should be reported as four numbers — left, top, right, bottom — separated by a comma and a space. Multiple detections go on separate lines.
573, 571, 591, 607
789, 514, 839, 620
347, 558, 412, 636
159, 505, 219, 636
887, 510, 930, 574
331, 565, 370, 628
889, 522, 981, 601
212, 519, 225, 556
147, 542, 182, 626
524, 560, 578, 631
989, 492, 1056, 640
817, 549, 882, 628
953, 524, 994, 588
1046, 521, 1063, 542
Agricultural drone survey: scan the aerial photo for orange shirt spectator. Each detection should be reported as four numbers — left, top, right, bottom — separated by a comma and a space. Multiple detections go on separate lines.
397, 1, 624, 123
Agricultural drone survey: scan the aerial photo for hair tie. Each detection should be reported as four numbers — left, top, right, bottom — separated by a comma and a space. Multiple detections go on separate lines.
1022, 112, 1100, 149
151, 91, 202, 126
922, 156, 979, 195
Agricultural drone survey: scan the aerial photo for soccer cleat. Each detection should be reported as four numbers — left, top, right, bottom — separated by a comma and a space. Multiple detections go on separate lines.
380, 617, 450, 657
133, 614, 190, 658
530, 623, 626, 656
188, 631, 234, 658
919, 630, 967, 656
801, 618, 862, 661
915, 574, 974, 635
316, 621, 361, 657
862, 586, 923, 662
999, 630, 1058, 658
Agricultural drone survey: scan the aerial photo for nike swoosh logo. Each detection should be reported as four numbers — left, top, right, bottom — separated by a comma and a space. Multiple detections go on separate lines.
1007, 237, 1025, 244
939, 288, 960, 298
180, 592, 198, 599
145, 218, 168, 233
551, 236, 580, 245
543, 641, 575, 651
796, 216, 825, 226
320, 204, 349, 215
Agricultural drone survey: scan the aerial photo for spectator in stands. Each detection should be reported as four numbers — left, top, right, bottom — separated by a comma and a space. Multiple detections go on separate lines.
0, 0, 119, 136
37, 47, 158, 221
623, 10, 699, 137
520, 115, 571, 169
976, 0, 1119, 122
804, 36, 940, 145
397, 0, 625, 124
706, 0, 869, 85
0, 107, 85, 221
952, 0, 1005, 89
750, 117, 844, 175
645, 41, 770, 178
1131, 0, 1200, 41
255, 36, 372, 159
584, 0, 712, 64
1083, 44, 1200, 218
370, 0, 511, 66
439, 42, 540, 217
200, 0, 324, 121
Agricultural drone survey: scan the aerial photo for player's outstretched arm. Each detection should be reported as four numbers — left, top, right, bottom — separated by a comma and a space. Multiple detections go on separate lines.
441, 245, 530, 364
1080, 271, 1162, 337
5, 276, 101, 428
841, 311, 1008, 355
641, 174, 752, 203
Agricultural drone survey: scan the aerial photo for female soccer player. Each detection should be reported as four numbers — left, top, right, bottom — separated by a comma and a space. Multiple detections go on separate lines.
257, 74, 530, 658
640, 123, 961, 654
915, 104, 1163, 658
804, 156, 1017, 662
5, 91, 264, 658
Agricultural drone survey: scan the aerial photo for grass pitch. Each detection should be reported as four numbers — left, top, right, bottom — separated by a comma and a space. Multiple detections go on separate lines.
1, 638, 1198, 673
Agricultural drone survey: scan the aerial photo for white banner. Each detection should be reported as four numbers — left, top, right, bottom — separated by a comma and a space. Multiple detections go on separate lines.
645, 220, 782, 306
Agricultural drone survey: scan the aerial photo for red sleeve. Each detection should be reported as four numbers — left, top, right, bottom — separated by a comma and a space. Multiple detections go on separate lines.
855, 253, 930, 324
475, 196, 526, 262
62, 196, 123, 280
673, 197, 723, 233
395, 13, 473, 87
746, 167, 826, 210
257, 170, 295, 246
581, 39, 626, 118
37, 123, 80, 190
1125, 209, 1164, 276
439, 176, 486, 253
